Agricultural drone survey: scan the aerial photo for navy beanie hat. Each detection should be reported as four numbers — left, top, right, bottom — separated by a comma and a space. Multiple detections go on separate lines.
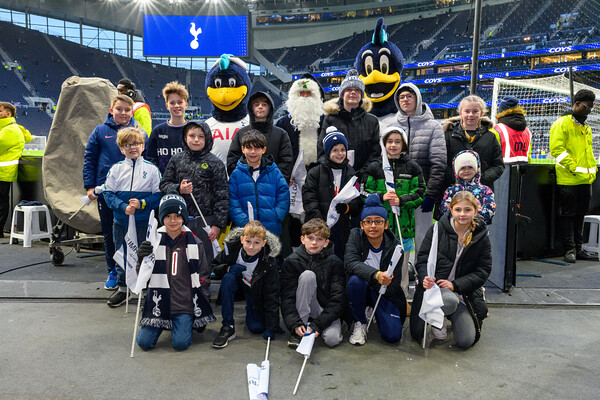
497, 96, 519, 114
323, 126, 349, 157
361, 193, 388, 221
158, 191, 189, 224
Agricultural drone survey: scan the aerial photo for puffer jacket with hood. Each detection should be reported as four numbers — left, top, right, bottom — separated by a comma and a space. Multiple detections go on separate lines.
0, 117, 28, 182
317, 97, 380, 178
227, 91, 293, 180
393, 83, 447, 200
410, 212, 492, 347
159, 120, 229, 228
228, 155, 290, 235
440, 150, 495, 224
442, 116, 504, 190
83, 114, 138, 189
211, 227, 281, 332
281, 243, 347, 334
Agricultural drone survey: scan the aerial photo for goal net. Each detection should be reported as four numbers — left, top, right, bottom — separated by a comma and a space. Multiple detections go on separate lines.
491, 75, 600, 164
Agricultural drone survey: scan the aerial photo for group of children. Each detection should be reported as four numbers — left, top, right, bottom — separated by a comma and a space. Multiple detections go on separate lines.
82, 79, 496, 351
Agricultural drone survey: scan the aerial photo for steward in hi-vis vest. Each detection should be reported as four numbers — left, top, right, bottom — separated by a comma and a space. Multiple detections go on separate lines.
491, 96, 532, 164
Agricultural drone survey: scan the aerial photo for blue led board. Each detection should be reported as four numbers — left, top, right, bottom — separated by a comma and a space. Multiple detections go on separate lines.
322, 64, 600, 92
309, 43, 600, 78
143, 15, 247, 57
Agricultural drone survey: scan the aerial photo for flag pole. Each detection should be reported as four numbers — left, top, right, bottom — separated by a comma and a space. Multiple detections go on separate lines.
292, 356, 309, 396
189, 192, 209, 228
366, 295, 381, 332
265, 337, 271, 361
422, 323, 428, 349
130, 291, 143, 358
125, 288, 129, 314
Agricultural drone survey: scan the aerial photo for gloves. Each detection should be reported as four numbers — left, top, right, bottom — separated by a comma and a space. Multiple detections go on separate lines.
137, 241, 153, 259
263, 330, 275, 341
420, 195, 435, 213
335, 203, 349, 214
228, 264, 247, 278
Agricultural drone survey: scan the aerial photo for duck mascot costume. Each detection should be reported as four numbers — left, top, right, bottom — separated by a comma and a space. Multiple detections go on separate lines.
205, 54, 252, 165
355, 17, 404, 129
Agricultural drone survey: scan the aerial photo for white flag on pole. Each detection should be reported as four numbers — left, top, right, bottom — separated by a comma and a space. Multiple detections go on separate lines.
289, 149, 307, 217
132, 210, 161, 295
380, 244, 404, 294
296, 331, 316, 358
326, 176, 359, 228
381, 140, 400, 216
419, 222, 445, 329
113, 214, 139, 289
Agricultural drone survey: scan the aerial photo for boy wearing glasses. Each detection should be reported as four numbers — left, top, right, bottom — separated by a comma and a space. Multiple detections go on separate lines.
103, 127, 162, 307
550, 89, 598, 263
344, 193, 406, 345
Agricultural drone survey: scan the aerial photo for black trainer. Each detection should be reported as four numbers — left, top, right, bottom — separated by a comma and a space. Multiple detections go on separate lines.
576, 249, 599, 261
564, 249, 576, 263
212, 325, 236, 348
107, 291, 128, 308
287, 333, 301, 349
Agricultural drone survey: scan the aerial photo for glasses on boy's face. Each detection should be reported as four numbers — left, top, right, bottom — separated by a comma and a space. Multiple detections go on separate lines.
398, 94, 415, 100
362, 219, 386, 226
123, 143, 143, 149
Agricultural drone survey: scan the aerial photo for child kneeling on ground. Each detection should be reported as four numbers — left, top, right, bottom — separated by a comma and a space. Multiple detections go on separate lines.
344, 194, 407, 345
281, 218, 347, 348
136, 192, 216, 351
210, 220, 281, 349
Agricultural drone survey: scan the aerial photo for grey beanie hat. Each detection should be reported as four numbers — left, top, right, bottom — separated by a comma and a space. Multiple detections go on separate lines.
339, 69, 365, 97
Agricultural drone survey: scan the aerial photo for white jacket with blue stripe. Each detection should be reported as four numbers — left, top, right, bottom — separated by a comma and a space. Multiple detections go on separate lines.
103, 156, 162, 227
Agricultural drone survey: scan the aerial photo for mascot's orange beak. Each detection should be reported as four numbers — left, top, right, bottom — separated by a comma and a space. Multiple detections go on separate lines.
206, 86, 248, 111
359, 71, 400, 103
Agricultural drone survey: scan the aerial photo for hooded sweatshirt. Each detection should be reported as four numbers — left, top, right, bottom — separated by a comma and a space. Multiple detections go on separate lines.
393, 83, 447, 200
159, 120, 229, 228
227, 91, 294, 180
440, 150, 496, 224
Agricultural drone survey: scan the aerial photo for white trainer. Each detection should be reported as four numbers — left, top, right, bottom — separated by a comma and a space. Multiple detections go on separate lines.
349, 321, 367, 346
432, 321, 447, 340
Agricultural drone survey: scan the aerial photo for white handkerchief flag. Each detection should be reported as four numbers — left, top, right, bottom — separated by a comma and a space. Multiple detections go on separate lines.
292, 330, 316, 396
248, 201, 255, 221
289, 149, 307, 217
326, 176, 360, 228
131, 210, 161, 358
418, 222, 445, 348
247, 338, 271, 400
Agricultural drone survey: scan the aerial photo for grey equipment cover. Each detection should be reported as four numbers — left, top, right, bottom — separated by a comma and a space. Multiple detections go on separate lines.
42, 76, 117, 233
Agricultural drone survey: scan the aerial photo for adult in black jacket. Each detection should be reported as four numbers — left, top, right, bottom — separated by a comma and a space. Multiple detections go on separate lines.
317, 70, 380, 179
211, 225, 281, 347
281, 222, 346, 348
344, 194, 406, 345
441, 96, 504, 193
160, 120, 229, 262
410, 191, 492, 349
227, 91, 293, 180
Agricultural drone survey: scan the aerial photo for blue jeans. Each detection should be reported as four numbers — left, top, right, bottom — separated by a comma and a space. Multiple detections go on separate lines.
97, 195, 115, 273
137, 313, 193, 351
220, 272, 264, 334
113, 221, 148, 289
347, 275, 403, 343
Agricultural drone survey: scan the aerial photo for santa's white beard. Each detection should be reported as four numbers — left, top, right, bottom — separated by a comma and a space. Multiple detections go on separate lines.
287, 96, 322, 164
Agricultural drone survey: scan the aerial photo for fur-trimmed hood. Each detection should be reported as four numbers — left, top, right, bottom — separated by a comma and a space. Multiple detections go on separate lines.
496, 106, 527, 131
223, 226, 281, 258
442, 115, 493, 133
496, 105, 526, 119
323, 97, 373, 115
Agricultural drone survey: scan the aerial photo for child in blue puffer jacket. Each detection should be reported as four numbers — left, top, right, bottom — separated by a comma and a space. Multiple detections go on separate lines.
228, 130, 290, 236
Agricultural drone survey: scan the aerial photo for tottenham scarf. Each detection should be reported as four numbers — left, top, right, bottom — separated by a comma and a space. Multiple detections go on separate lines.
140, 228, 216, 329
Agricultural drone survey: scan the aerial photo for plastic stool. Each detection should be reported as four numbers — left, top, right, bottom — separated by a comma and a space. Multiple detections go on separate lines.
9, 205, 52, 247
582, 215, 600, 255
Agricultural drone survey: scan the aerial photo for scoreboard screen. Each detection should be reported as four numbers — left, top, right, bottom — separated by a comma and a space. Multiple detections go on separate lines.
143, 15, 247, 57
